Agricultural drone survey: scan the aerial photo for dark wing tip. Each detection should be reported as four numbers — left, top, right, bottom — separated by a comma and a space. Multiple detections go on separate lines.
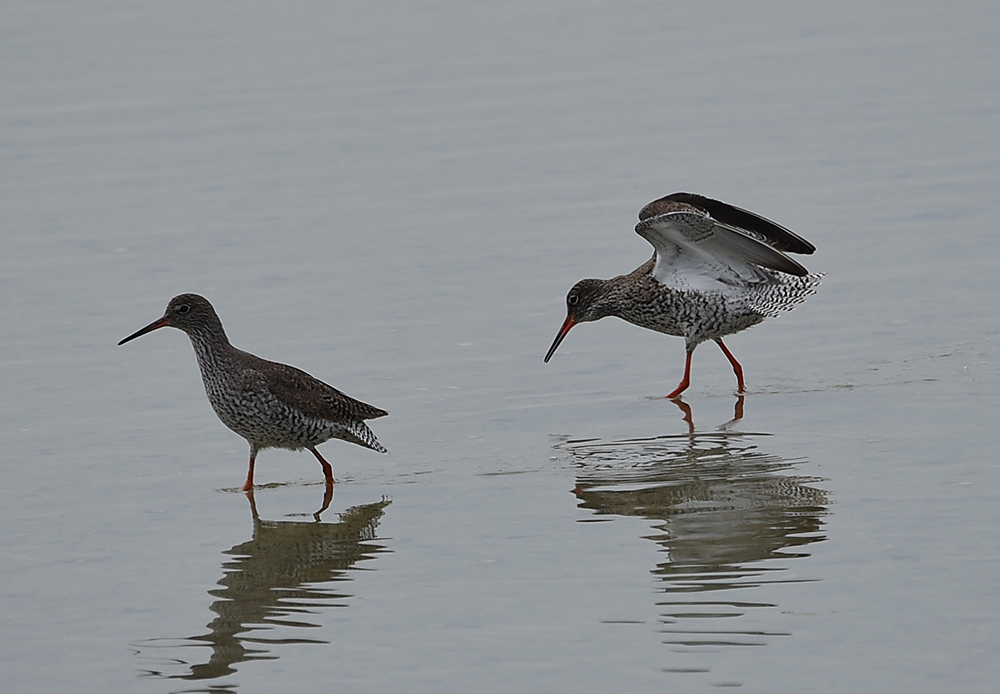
640, 192, 816, 255
326, 391, 387, 421
364, 406, 389, 420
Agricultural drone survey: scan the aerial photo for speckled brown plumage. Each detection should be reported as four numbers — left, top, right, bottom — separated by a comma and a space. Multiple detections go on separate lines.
119, 294, 387, 490
545, 193, 822, 398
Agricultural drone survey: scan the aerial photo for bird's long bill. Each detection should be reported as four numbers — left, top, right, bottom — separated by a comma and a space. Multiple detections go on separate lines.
118, 316, 170, 346
544, 315, 576, 363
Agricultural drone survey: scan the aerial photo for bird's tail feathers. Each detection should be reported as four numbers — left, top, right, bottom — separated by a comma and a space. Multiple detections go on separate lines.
346, 421, 389, 454
747, 272, 823, 317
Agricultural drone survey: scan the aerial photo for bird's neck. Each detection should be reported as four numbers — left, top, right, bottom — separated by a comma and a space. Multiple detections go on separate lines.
591, 275, 645, 318
184, 324, 238, 374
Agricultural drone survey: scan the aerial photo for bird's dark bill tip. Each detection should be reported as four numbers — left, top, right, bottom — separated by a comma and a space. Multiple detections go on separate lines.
118, 316, 170, 346
544, 315, 576, 363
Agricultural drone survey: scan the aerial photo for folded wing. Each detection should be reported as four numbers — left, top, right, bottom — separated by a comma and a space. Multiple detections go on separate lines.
256, 358, 388, 422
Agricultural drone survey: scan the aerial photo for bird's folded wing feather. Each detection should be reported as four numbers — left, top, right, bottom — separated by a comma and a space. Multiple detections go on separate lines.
260, 360, 388, 421
635, 211, 809, 289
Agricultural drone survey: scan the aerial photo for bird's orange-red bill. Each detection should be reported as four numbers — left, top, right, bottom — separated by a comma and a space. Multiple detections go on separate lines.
544, 315, 576, 363
118, 316, 171, 346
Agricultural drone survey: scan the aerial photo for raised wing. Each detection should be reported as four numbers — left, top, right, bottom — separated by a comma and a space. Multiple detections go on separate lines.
640, 192, 816, 255
635, 208, 810, 291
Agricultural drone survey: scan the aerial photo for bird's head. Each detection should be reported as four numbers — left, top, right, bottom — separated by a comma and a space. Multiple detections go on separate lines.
118, 293, 220, 345
544, 279, 610, 363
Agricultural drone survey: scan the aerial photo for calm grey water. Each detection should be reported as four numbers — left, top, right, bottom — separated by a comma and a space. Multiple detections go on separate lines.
3, 1, 999, 692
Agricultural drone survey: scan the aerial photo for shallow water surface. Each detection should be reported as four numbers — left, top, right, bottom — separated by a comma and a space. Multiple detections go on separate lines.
3, 1, 1000, 692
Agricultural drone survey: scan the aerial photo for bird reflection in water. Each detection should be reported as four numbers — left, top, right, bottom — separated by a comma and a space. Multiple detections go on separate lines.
561, 398, 828, 655
135, 490, 391, 684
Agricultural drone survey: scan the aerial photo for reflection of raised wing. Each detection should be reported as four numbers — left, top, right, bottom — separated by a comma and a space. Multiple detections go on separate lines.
559, 402, 827, 652
136, 494, 391, 682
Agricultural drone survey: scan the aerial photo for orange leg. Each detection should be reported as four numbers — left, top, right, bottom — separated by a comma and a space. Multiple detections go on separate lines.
715, 338, 746, 394
309, 446, 336, 486
667, 351, 693, 399
242, 449, 257, 492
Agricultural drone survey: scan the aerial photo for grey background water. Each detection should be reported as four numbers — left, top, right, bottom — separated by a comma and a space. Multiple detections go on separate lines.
3, 1, 999, 692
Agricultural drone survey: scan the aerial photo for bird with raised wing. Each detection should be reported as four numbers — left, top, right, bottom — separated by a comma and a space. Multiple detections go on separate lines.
544, 193, 822, 398
119, 294, 387, 490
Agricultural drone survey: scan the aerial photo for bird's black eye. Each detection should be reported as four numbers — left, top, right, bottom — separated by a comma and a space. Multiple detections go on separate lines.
568, 294, 579, 306
177, 304, 190, 315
